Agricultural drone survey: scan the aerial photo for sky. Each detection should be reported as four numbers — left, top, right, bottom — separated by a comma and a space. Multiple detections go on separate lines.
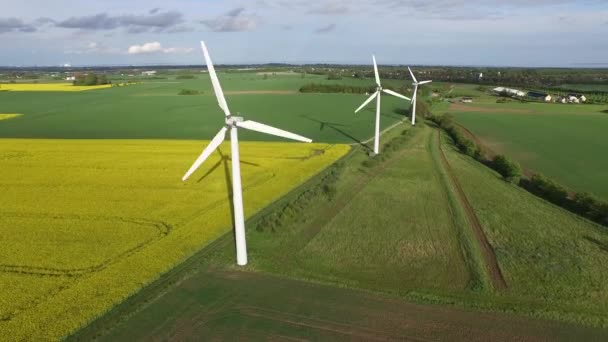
1, 0, 608, 67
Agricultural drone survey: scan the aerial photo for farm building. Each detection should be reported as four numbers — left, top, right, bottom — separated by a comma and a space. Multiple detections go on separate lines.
65, 76, 75, 81
493, 87, 525, 98
461, 97, 473, 103
527, 91, 552, 102
568, 95, 580, 104
556, 96, 567, 104
141, 70, 157, 76
568, 93, 586, 102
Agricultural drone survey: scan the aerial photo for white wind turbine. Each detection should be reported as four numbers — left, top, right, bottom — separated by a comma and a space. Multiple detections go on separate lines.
182, 41, 312, 266
408, 67, 432, 126
355, 55, 411, 155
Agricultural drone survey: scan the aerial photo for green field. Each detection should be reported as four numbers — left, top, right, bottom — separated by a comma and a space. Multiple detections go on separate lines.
454, 103, 608, 198
0, 73, 408, 143
434, 84, 608, 199
73, 123, 608, 340
4, 72, 608, 340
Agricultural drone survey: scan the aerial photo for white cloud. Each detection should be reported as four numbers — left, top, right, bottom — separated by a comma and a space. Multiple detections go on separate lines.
127, 41, 193, 55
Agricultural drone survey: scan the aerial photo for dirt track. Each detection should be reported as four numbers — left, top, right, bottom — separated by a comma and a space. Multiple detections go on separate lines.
435, 129, 508, 290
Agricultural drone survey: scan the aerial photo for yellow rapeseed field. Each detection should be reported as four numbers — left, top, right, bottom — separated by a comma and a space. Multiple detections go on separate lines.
0, 83, 112, 92
0, 139, 350, 340
0, 114, 23, 121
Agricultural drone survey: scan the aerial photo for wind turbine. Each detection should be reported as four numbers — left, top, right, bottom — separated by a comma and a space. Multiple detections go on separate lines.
408, 67, 432, 126
355, 55, 410, 155
182, 41, 312, 266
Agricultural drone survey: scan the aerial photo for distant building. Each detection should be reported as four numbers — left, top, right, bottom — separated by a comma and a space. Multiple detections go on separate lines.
556, 96, 567, 104
568, 95, 580, 104
141, 70, 157, 76
65, 76, 75, 81
568, 93, 586, 103
461, 97, 473, 103
527, 91, 552, 102
493, 87, 525, 98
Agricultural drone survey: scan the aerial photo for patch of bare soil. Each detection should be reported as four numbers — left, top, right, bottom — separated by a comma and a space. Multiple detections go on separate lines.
449, 103, 531, 114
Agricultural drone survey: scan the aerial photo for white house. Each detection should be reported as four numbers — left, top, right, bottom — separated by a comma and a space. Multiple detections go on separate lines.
556, 96, 567, 104
65, 76, 75, 81
568, 96, 580, 104
142, 70, 157, 76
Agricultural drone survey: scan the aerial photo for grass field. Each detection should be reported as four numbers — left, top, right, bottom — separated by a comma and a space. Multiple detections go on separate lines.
453, 103, 608, 198
0, 83, 112, 91
73, 122, 608, 340
0, 73, 408, 142
0, 138, 349, 340
434, 84, 608, 199
92, 269, 608, 342
443, 136, 608, 326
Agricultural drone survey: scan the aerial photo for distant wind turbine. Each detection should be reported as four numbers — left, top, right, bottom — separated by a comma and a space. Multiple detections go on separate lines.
182, 41, 312, 266
408, 67, 432, 125
355, 55, 411, 155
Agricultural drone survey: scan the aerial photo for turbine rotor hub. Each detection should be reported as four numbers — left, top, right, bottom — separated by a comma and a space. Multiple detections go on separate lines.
226, 116, 244, 127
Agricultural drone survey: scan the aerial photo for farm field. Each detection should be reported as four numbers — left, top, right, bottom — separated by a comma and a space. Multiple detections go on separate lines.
75, 123, 608, 340
0, 73, 408, 142
434, 84, 608, 199
0, 138, 349, 340
91, 269, 608, 342
442, 136, 608, 326
0, 83, 112, 91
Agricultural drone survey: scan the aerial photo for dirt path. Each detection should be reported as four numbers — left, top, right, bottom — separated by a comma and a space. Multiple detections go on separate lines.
435, 129, 508, 290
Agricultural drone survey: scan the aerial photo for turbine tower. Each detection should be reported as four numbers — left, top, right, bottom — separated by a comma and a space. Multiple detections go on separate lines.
408, 67, 432, 126
182, 41, 312, 266
355, 55, 410, 155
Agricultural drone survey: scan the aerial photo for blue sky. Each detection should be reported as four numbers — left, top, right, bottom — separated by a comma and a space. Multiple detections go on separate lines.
1, 0, 607, 67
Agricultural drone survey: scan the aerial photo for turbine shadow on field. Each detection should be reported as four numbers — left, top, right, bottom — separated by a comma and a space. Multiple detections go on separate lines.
196, 148, 261, 251
301, 115, 371, 152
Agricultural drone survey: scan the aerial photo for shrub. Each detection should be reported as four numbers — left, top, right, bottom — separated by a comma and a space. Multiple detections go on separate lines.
176, 74, 196, 79
526, 174, 569, 205
178, 89, 201, 95
492, 155, 522, 184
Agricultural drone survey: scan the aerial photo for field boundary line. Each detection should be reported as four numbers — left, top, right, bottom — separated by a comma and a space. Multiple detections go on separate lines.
435, 128, 508, 290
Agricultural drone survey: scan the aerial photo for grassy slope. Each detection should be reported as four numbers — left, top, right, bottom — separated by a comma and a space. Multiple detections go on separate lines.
443, 136, 608, 327
0, 74, 407, 143
240, 125, 476, 295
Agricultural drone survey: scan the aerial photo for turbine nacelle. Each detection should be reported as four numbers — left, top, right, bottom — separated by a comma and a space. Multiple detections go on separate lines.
226, 116, 244, 127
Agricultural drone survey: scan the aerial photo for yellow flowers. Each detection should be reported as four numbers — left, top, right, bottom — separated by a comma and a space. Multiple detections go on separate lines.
0, 114, 23, 121
0, 83, 112, 91
0, 138, 350, 340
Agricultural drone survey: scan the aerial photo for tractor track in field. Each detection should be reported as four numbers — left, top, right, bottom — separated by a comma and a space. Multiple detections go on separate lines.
435, 128, 507, 290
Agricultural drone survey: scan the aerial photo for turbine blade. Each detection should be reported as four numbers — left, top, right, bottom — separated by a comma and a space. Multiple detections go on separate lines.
372, 55, 381, 87
408, 66, 418, 84
236, 120, 312, 143
355, 91, 379, 113
382, 89, 411, 101
418, 80, 432, 85
201, 41, 230, 116
182, 127, 228, 181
